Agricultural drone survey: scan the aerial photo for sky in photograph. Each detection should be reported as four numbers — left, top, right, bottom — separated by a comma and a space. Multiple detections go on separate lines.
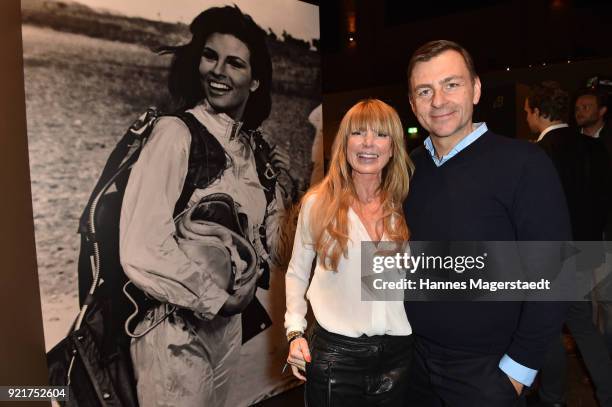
73, 0, 320, 41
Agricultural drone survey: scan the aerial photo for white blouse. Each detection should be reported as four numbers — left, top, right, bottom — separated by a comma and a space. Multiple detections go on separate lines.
284, 195, 412, 337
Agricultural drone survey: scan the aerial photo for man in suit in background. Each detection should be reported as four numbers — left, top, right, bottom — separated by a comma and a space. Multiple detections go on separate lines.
576, 88, 610, 142
524, 81, 612, 407
575, 88, 612, 239
525, 82, 608, 241
575, 87, 612, 360
574, 88, 612, 241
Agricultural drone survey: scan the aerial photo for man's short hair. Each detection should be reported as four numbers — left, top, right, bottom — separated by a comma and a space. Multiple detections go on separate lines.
406, 40, 478, 88
526, 81, 569, 122
575, 87, 608, 109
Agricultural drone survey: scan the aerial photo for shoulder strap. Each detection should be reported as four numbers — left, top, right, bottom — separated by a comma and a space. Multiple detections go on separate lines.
247, 130, 279, 290
78, 108, 160, 234
249, 129, 278, 207
171, 115, 280, 217
171, 111, 227, 217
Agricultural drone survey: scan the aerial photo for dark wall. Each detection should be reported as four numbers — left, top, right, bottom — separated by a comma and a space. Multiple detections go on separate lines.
320, 0, 612, 93
0, 0, 49, 404
318, 0, 612, 154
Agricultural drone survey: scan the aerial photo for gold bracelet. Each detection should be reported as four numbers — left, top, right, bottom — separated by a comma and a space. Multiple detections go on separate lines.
287, 330, 304, 343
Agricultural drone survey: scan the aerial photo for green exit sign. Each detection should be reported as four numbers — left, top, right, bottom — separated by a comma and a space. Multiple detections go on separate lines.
407, 127, 419, 139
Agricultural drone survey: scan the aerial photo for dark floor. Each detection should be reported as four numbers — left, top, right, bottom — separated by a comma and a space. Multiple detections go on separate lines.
254, 384, 304, 406
543, 353, 599, 407
255, 354, 601, 407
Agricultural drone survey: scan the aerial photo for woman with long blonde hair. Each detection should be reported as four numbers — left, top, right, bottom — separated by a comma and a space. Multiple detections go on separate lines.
284, 99, 414, 406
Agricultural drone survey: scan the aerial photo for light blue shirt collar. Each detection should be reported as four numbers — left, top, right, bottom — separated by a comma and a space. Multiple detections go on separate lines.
424, 123, 488, 167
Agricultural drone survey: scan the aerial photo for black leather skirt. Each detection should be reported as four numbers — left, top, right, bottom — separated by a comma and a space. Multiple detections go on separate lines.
305, 322, 414, 407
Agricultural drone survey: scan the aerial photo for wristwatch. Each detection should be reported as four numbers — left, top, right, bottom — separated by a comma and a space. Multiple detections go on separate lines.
286, 330, 304, 344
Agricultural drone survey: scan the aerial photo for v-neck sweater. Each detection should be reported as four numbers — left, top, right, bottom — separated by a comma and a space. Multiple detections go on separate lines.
403, 130, 571, 370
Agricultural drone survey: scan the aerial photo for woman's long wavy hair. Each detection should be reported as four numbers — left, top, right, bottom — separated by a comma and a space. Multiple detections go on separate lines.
303, 99, 414, 271
159, 5, 272, 130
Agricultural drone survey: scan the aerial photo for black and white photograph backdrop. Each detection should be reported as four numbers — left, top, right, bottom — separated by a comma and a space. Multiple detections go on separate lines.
21, 0, 321, 404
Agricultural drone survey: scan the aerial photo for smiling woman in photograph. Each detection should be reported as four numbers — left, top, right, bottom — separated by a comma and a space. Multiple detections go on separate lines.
284, 99, 415, 406
119, 5, 291, 406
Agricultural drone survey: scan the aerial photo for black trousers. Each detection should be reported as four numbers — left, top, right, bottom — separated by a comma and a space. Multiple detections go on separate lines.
539, 301, 612, 407
404, 336, 526, 407
304, 323, 414, 407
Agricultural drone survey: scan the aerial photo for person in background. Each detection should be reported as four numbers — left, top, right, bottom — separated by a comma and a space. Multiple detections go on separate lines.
525, 82, 608, 241
576, 87, 610, 141
284, 99, 414, 406
575, 87, 612, 357
524, 81, 612, 407
575, 87, 612, 239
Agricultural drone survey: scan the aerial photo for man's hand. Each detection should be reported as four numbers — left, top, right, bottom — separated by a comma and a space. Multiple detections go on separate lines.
508, 376, 523, 396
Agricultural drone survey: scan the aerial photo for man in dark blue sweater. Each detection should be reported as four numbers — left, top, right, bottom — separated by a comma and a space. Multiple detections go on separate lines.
403, 40, 571, 406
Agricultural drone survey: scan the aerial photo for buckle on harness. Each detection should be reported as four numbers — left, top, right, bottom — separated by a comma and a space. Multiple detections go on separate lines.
264, 163, 278, 180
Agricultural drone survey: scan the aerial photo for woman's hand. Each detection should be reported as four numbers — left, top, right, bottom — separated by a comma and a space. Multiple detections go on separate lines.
218, 271, 258, 316
287, 337, 311, 381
